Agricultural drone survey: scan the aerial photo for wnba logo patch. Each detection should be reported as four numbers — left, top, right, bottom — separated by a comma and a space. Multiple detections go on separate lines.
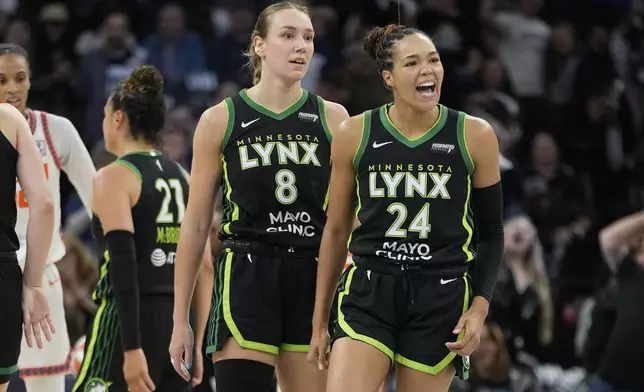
298, 112, 318, 123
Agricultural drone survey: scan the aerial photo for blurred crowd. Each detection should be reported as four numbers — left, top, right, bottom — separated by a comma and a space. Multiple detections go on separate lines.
4, 0, 644, 390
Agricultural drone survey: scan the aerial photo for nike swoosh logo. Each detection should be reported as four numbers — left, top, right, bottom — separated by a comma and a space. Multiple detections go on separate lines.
372, 141, 393, 148
241, 118, 260, 128
440, 278, 458, 285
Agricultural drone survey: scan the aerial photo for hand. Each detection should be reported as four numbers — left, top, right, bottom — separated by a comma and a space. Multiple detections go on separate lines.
190, 347, 204, 387
307, 327, 330, 370
169, 322, 194, 382
445, 301, 487, 356
123, 349, 155, 392
22, 285, 55, 349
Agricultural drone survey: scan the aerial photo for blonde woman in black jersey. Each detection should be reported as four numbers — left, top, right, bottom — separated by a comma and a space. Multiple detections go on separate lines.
171, 2, 349, 392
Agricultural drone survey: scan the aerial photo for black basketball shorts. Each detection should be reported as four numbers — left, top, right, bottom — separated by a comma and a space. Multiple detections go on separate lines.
206, 247, 318, 357
73, 297, 188, 392
331, 258, 472, 379
0, 256, 22, 384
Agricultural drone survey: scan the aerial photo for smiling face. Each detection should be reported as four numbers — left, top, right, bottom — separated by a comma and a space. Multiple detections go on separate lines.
0, 54, 30, 114
253, 8, 314, 84
382, 33, 444, 112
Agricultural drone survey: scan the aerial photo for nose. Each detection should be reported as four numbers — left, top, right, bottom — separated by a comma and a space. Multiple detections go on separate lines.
294, 36, 307, 53
6, 80, 19, 94
420, 64, 434, 76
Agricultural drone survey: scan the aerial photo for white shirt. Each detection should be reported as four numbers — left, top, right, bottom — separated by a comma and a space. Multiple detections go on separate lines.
15, 109, 95, 268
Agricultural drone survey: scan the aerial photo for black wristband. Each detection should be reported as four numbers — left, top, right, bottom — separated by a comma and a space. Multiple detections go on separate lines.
471, 182, 504, 302
105, 230, 141, 351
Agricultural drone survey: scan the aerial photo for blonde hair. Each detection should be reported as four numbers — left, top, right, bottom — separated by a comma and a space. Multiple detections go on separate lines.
244, 2, 311, 85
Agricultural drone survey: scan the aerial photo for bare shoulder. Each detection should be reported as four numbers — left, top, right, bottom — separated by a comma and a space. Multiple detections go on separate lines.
464, 114, 496, 142
39, 111, 77, 134
0, 103, 25, 144
194, 101, 230, 145
323, 100, 350, 122
335, 112, 366, 143
94, 161, 139, 196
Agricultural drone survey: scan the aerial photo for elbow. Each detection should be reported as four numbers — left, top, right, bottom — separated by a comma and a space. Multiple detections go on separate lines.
598, 229, 614, 254
31, 193, 55, 222
201, 254, 215, 278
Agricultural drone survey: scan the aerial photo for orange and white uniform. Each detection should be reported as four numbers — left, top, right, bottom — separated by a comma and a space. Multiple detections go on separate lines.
15, 109, 95, 378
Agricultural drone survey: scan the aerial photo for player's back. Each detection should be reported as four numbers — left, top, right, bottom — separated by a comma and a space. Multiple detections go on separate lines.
349, 104, 475, 268
0, 128, 18, 254
219, 89, 332, 250
92, 150, 189, 299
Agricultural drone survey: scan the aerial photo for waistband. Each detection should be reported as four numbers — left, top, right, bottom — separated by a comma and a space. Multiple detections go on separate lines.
221, 240, 319, 259
352, 256, 468, 277
0, 251, 17, 263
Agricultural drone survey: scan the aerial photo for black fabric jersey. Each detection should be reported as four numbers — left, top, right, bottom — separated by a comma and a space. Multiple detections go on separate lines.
0, 131, 18, 253
349, 104, 476, 268
218, 89, 332, 250
92, 150, 189, 298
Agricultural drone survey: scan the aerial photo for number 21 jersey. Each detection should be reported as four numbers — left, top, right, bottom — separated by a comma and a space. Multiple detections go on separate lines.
219, 89, 332, 250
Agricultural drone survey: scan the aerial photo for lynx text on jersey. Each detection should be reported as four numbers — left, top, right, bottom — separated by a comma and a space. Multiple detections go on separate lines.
236, 133, 322, 170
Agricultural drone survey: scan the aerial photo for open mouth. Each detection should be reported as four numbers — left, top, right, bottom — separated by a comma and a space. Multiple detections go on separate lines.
289, 59, 306, 65
6, 97, 20, 104
416, 82, 436, 96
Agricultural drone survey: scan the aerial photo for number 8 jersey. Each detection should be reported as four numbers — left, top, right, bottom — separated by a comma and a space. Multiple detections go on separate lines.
92, 150, 189, 299
218, 89, 332, 250
349, 104, 476, 268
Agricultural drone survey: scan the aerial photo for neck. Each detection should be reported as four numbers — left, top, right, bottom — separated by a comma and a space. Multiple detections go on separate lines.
247, 75, 302, 112
117, 140, 155, 157
389, 100, 440, 134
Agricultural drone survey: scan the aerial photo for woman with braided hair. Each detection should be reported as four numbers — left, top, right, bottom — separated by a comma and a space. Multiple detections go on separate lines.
73, 64, 213, 392
309, 24, 505, 392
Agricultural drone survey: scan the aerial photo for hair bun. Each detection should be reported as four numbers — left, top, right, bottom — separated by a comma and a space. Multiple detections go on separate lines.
122, 64, 164, 95
363, 24, 402, 60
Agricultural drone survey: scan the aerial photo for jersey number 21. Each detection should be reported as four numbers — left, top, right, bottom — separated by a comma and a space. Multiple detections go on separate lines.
155, 178, 186, 224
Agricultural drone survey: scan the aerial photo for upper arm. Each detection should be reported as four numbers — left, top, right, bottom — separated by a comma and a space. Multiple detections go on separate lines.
322, 100, 350, 138
184, 103, 227, 228
7, 104, 52, 206
93, 164, 140, 233
326, 115, 364, 231
465, 115, 501, 188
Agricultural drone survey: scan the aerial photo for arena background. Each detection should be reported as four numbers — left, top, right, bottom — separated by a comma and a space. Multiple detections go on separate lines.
5, 0, 644, 390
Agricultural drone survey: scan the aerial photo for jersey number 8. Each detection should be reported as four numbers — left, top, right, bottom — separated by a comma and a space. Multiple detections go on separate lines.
155, 178, 186, 224
275, 169, 297, 205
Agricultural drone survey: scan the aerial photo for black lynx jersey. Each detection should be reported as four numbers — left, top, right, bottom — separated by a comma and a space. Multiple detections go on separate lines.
0, 131, 18, 253
349, 104, 476, 267
92, 150, 189, 298
219, 89, 332, 249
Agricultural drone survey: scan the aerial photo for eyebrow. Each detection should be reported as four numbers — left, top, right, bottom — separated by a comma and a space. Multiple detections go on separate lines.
402, 51, 439, 60
280, 25, 314, 33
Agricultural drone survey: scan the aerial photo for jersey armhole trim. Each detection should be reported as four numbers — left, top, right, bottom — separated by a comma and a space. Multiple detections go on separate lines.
316, 96, 333, 142
177, 163, 190, 181
456, 112, 474, 176
40, 112, 62, 171
352, 111, 371, 171
221, 97, 236, 149
112, 159, 142, 182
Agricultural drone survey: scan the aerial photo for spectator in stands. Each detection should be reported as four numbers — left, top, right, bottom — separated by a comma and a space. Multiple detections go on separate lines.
76, 10, 146, 147
450, 321, 543, 392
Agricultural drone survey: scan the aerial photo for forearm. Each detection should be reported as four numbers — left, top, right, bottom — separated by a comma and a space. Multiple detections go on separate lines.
106, 230, 141, 351
191, 255, 214, 348
23, 201, 54, 286
313, 227, 351, 328
471, 182, 504, 302
174, 220, 211, 323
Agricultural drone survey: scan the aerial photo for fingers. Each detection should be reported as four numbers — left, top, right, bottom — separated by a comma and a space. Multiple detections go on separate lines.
32, 321, 44, 349
169, 349, 190, 382
40, 318, 52, 342
183, 342, 193, 371
452, 315, 467, 335
23, 321, 33, 348
191, 362, 203, 387
446, 318, 480, 356
317, 347, 329, 371
143, 371, 156, 391
46, 313, 56, 335
306, 344, 317, 365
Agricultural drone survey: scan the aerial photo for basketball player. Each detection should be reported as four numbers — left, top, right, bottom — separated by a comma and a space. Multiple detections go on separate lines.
170, 2, 349, 391
309, 25, 504, 392
0, 43, 95, 392
72, 64, 213, 392
0, 101, 55, 392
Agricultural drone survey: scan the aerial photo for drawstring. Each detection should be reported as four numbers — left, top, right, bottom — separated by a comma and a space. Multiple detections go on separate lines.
400, 264, 420, 304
